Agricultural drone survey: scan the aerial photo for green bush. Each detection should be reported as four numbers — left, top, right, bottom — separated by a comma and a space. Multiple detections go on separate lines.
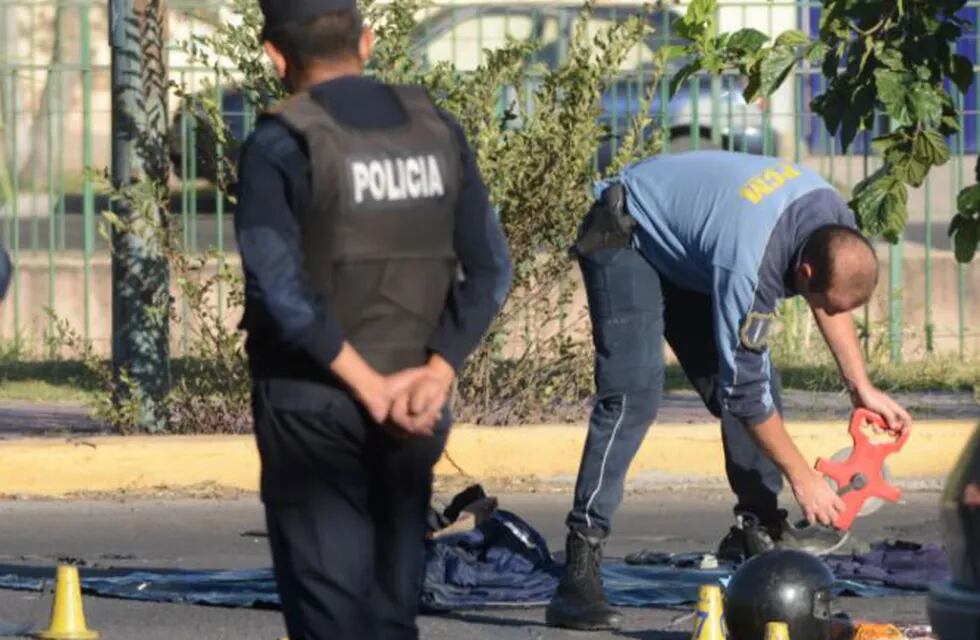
57, 0, 977, 431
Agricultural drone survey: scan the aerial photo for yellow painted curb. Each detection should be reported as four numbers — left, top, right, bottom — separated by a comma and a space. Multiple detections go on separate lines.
432, 420, 979, 480
0, 421, 974, 497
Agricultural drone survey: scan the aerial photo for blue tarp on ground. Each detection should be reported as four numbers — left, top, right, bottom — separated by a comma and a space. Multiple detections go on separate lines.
0, 511, 950, 610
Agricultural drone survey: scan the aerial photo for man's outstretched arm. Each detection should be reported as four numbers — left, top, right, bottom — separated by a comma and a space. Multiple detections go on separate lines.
713, 267, 846, 526
810, 307, 912, 433
750, 412, 845, 526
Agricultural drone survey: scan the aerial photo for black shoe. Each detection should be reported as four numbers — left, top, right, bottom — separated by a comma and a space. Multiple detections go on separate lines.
545, 531, 624, 630
717, 512, 779, 563
717, 510, 850, 563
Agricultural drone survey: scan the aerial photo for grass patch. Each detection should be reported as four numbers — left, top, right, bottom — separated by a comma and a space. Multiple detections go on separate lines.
0, 359, 101, 403
776, 357, 979, 394
0, 357, 975, 406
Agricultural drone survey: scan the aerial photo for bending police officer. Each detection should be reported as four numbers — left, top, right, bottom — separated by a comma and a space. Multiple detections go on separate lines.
546, 151, 912, 630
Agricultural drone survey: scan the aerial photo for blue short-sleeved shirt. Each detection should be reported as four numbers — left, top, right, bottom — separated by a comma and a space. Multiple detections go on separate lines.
599, 151, 857, 425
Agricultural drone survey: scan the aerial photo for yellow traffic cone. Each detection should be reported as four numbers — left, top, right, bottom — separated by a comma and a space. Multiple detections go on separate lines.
765, 622, 792, 640
691, 584, 726, 640
37, 565, 99, 640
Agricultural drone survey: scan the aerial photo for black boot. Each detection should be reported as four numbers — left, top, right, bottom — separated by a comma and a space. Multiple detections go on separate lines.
545, 531, 623, 630
717, 511, 779, 563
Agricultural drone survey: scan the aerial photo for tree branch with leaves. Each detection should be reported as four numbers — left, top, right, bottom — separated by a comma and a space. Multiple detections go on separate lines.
672, 0, 977, 262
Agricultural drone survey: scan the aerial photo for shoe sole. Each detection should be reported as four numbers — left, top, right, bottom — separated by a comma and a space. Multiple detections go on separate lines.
545, 619, 623, 631
545, 610, 624, 631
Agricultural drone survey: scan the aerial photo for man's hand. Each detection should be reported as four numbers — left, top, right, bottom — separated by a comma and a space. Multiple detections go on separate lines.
330, 342, 434, 429
389, 355, 456, 438
351, 367, 428, 427
790, 469, 846, 527
851, 384, 912, 434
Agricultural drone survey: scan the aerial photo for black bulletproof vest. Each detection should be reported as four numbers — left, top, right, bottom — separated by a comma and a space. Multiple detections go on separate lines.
271, 85, 460, 374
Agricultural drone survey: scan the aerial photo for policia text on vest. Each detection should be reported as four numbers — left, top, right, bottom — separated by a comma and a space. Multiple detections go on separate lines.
349, 153, 447, 206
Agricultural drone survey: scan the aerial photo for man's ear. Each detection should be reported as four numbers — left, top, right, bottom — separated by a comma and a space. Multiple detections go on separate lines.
358, 26, 375, 63
263, 41, 288, 79
795, 261, 814, 292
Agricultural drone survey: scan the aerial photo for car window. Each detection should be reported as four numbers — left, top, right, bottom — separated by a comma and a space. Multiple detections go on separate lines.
423, 13, 537, 71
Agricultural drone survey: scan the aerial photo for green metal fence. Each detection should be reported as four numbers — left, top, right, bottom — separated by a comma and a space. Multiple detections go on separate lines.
0, 0, 976, 361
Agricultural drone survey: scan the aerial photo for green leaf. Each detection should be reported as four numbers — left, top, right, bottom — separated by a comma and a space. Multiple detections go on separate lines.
956, 184, 980, 214
743, 63, 762, 103
910, 84, 944, 124
669, 61, 701, 98
876, 48, 904, 71
821, 48, 840, 79
950, 54, 974, 94
840, 109, 863, 154
758, 45, 799, 97
688, 0, 715, 23
774, 29, 811, 48
838, 84, 875, 152
872, 130, 907, 151
656, 44, 689, 66
851, 166, 909, 242
875, 69, 911, 124
895, 157, 930, 187
875, 69, 924, 125
912, 129, 951, 167
813, 84, 847, 134
949, 212, 979, 263
726, 28, 769, 54
885, 137, 930, 187
806, 42, 828, 64
701, 52, 725, 74
939, 96, 962, 135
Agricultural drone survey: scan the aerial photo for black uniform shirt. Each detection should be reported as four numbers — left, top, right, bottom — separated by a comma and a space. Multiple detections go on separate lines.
235, 75, 512, 381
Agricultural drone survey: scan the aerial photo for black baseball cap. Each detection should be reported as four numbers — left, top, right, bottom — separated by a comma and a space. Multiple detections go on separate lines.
260, 0, 357, 30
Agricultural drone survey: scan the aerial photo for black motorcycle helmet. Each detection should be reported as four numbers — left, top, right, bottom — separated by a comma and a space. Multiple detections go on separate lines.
725, 550, 836, 640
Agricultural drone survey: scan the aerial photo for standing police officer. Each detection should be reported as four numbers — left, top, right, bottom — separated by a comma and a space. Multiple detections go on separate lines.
235, 2, 511, 638
546, 151, 912, 630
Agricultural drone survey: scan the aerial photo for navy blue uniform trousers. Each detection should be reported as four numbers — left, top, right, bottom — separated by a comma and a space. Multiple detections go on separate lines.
253, 379, 448, 640
566, 244, 784, 537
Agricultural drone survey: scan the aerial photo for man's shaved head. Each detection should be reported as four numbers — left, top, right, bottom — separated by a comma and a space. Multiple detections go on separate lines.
797, 225, 878, 314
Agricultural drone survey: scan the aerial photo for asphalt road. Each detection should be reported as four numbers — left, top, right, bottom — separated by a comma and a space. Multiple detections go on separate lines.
0, 489, 945, 639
